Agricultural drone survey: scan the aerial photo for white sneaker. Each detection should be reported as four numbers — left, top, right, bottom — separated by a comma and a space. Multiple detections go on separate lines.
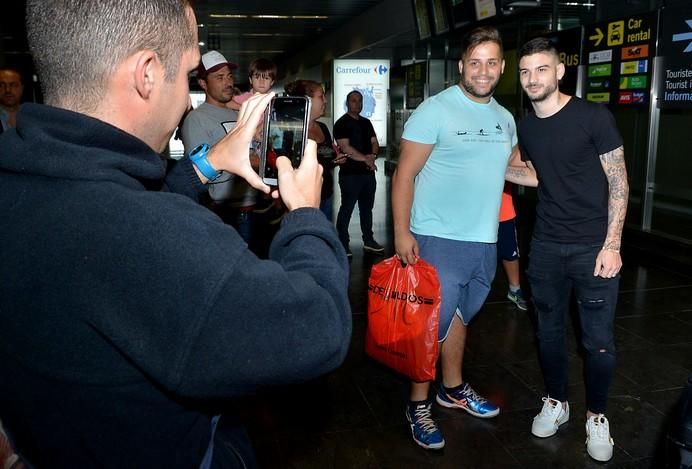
531, 397, 570, 438
586, 414, 614, 462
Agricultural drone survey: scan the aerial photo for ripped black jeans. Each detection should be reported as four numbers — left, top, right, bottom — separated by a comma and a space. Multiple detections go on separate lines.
527, 238, 619, 414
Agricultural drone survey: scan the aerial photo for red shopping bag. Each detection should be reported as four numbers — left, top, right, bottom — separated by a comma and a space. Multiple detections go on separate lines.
365, 256, 441, 382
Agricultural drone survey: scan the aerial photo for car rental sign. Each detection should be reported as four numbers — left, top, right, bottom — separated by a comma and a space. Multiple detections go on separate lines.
583, 13, 656, 107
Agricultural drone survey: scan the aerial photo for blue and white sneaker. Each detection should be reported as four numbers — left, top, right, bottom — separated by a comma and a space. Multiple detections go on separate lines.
436, 383, 500, 418
405, 402, 445, 450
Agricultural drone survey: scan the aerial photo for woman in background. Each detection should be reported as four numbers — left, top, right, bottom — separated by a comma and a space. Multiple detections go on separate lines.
284, 80, 347, 221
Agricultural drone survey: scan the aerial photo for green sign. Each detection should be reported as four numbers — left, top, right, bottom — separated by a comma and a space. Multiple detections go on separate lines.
589, 64, 612, 77
620, 75, 648, 89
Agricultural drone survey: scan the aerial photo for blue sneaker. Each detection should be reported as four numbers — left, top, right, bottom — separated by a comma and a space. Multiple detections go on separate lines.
405, 402, 445, 450
436, 383, 500, 418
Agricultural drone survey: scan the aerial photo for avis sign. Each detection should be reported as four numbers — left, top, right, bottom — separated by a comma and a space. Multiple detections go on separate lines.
583, 13, 656, 106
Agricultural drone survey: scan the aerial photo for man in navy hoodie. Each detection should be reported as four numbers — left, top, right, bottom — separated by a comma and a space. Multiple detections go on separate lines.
0, 1, 351, 468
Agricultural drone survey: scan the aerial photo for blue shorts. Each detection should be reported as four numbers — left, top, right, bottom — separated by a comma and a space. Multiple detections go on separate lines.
497, 218, 519, 261
414, 233, 497, 340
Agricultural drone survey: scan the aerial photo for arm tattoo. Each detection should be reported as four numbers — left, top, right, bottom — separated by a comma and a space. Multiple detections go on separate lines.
599, 145, 629, 251
505, 163, 538, 187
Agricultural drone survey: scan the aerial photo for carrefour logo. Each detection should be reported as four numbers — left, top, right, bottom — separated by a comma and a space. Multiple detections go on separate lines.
374, 64, 388, 75
335, 63, 388, 75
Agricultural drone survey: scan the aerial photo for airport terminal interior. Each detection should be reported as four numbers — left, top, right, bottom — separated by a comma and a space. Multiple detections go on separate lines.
1, 0, 691, 467
239, 163, 692, 468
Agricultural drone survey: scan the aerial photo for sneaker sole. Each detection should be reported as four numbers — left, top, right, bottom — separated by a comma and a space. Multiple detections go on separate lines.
363, 246, 384, 253
586, 445, 613, 462
435, 394, 500, 418
531, 415, 569, 438
507, 295, 528, 311
411, 436, 445, 450
405, 412, 445, 450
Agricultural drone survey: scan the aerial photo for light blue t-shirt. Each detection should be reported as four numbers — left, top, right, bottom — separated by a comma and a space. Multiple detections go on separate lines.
402, 85, 517, 243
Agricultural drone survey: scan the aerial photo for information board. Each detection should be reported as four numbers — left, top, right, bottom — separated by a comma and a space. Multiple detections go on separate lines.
583, 13, 656, 106
333, 59, 390, 146
658, 6, 692, 109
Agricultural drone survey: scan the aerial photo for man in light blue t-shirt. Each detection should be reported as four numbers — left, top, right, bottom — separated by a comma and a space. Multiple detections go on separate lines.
392, 25, 536, 450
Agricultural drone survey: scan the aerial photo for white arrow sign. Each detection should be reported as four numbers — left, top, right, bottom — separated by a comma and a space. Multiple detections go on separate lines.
672, 19, 692, 52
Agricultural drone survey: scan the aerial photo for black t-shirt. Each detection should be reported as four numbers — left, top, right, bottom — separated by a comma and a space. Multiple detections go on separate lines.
518, 97, 623, 243
315, 121, 336, 200
333, 113, 376, 175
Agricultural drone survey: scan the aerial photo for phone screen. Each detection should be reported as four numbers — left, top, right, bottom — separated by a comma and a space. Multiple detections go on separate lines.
260, 96, 311, 185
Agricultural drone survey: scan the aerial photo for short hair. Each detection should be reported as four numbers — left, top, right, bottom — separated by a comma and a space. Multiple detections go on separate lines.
346, 90, 362, 101
284, 80, 322, 98
26, 0, 196, 112
460, 25, 504, 61
0, 67, 24, 85
518, 37, 559, 61
248, 58, 277, 81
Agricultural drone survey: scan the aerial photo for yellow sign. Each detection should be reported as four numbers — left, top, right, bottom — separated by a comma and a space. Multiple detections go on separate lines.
621, 62, 639, 74
589, 27, 604, 47
587, 92, 611, 103
607, 21, 625, 46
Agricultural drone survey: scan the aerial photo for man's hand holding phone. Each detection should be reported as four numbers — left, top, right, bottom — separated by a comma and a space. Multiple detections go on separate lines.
276, 140, 322, 210
205, 92, 275, 196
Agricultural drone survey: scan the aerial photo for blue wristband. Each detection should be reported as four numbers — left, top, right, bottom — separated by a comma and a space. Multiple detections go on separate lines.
189, 143, 221, 182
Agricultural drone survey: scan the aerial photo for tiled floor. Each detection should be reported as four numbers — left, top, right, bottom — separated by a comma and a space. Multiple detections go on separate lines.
242, 160, 692, 468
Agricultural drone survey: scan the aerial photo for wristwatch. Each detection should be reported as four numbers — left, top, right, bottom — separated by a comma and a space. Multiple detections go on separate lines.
189, 143, 221, 182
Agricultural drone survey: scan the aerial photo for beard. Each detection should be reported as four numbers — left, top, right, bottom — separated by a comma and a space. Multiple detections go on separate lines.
460, 71, 500, 100
208, 86, 234, 104
524, 80, 558, 102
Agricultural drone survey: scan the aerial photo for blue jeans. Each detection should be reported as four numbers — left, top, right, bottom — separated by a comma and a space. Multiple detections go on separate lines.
320, 195, 334, 223
229, 209, 254, 245
200, 415, 257, 469
526, 239, 619, 414
336, 173, 376, 248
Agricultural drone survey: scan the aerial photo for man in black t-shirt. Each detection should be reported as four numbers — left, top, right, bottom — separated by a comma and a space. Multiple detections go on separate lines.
517, 38, 628, 463
333, 90, 384, 256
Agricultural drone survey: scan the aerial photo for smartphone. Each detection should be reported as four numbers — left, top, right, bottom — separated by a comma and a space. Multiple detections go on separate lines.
259, 95, 312, 186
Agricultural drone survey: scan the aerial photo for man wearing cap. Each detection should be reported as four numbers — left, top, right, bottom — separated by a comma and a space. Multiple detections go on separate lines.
182, 50, 258, 245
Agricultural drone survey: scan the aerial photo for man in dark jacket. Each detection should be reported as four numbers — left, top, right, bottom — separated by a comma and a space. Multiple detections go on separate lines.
0, 1, 351, 468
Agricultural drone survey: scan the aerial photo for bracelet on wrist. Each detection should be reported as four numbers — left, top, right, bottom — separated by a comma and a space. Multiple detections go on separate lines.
602, 247, 620, 253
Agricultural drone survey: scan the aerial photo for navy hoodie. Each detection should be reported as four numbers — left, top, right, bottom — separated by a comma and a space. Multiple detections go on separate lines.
0, 104, 351, 468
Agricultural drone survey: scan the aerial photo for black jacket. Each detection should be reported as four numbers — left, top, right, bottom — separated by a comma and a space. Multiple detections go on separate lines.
0, 104, 351, 468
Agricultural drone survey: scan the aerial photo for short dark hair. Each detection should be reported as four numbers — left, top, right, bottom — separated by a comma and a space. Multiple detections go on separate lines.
248, 58, 277, 81
26, 0, 196, 112
518, 37, 559, 61
284, 79, 322, 98
0, 67, 24, 85
460, 26, 503, 61
346, 90, 362, 101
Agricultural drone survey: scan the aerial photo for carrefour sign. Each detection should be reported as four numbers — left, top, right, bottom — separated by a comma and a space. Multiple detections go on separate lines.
335, 63, 390, 76
333, 59, 390, 145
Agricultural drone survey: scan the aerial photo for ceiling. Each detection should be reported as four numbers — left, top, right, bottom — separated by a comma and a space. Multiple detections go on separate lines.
2, 0, 620, 93
1, 0, 392, 87
192, 0, 389, 84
